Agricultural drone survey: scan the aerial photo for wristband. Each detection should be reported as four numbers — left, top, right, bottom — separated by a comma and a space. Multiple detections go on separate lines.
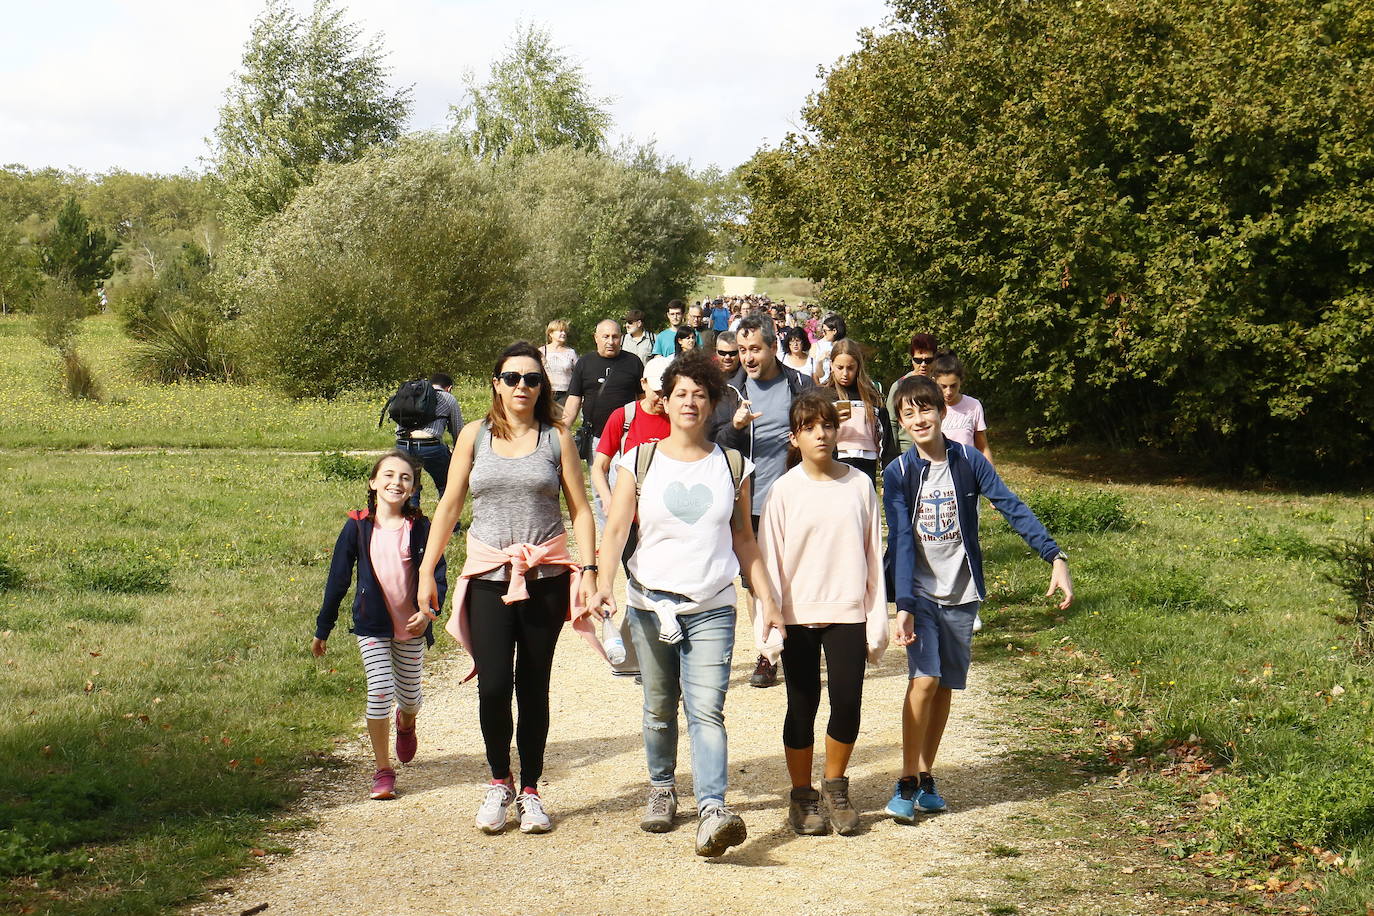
581, 564, 599, 573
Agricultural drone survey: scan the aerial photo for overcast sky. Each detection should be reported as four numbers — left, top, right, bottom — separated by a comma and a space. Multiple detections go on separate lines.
1, 0, 892, 176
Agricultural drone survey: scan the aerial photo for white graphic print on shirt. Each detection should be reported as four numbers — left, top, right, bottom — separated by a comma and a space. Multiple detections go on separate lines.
913, 460, 979, 606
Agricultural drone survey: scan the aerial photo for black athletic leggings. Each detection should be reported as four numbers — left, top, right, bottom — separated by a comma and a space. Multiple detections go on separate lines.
780, 622, 867, 748
467, 571, 568, 787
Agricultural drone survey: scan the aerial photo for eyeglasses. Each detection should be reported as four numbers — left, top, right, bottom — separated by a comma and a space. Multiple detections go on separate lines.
911, 356, 935, 365
497, 371, 543, 388
716, 349, 739, 358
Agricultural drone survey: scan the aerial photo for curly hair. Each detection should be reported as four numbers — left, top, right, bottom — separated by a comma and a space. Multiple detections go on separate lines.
661, 349, 726, 407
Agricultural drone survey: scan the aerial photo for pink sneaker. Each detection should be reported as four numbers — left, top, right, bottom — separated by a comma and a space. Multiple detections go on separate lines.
370, 767, 396, 800
395, 710, 417, 764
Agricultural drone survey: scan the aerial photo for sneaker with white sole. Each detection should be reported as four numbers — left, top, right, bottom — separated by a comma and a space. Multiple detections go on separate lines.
475, 782, 514, 833
640, 785, 678, 833
695, 804, 747, 856
516, 790, 552, 834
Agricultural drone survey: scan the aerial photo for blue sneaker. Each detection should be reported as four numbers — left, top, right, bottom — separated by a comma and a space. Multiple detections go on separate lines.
884, 777, 919, 822
916, 775, 946, 813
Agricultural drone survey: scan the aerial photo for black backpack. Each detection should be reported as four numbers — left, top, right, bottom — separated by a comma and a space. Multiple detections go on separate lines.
379, 379, 439, 431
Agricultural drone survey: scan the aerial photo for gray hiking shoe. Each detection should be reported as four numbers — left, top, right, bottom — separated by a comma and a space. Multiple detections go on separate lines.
821, 776, 860, 835
640, 786, 678, 833
695, 804, 747, 856
788, 786, 828, 836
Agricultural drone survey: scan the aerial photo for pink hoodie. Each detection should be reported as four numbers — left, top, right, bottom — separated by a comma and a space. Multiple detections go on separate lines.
445, 531, 604, 681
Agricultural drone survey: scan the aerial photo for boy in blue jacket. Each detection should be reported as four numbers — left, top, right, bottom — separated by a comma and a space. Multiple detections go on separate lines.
882, 376, 1073, 820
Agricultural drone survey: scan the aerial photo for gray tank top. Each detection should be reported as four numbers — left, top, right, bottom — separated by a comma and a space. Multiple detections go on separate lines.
468, 423, 565, 581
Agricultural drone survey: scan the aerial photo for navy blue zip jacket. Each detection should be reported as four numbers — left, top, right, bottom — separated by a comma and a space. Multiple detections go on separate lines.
710, 363, 815, 452
315, 510, 448, 646
882, 437, 1060, 614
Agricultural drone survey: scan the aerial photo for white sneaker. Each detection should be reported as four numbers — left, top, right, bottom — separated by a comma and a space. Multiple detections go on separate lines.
475, 782, 514, 833
516, 791, 552, 834
695, 804, 747, 857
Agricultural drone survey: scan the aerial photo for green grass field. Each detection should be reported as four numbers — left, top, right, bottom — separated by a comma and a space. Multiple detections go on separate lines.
3, 312, 1374, 912
0, 316, 490, 450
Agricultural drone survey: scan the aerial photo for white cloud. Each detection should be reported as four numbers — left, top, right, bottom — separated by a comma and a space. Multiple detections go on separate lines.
1, 0, 890, 174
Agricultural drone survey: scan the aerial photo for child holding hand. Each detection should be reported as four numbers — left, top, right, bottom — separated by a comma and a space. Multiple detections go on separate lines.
313, 450, 447, 801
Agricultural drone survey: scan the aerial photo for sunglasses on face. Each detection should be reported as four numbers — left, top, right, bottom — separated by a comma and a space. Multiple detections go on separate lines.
497, 371, 544, 388
911, 356, 935, 365
716, 349, 739, 358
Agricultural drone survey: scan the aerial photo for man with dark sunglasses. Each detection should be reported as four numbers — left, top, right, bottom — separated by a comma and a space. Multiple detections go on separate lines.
713, 331, 740, 376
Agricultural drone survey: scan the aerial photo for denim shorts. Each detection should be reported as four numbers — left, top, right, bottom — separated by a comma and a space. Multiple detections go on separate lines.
904, 598, 981, 690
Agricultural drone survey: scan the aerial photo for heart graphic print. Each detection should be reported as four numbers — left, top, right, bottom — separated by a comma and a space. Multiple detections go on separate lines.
663, 481, 713, 525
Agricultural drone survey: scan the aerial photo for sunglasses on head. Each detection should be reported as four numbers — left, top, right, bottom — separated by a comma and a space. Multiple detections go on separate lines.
497, 371, 543, 388
716, 349, 738, 357
912, 356, 935, 365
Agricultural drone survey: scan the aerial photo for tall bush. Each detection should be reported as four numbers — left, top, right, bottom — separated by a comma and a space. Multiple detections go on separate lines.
511, 147, 707, 342
744, 0, 1374, 473
238, 140, 525, 397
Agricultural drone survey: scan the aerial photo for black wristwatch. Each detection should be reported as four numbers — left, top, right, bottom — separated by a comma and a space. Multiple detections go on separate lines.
581, 564, 599, 573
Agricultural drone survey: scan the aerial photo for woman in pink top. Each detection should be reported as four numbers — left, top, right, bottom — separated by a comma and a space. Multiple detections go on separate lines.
817, 340, 890, 483
312, 450, 448, 802
757, 393, 888, 836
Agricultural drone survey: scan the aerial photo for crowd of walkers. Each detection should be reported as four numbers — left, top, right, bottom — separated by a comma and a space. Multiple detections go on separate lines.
313, 296, 1074, 858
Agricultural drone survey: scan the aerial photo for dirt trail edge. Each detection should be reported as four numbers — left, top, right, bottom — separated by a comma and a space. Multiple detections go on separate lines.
185, 610, 1189, 916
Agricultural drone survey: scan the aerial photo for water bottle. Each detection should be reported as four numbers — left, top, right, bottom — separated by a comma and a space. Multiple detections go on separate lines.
601, 614, 626, 665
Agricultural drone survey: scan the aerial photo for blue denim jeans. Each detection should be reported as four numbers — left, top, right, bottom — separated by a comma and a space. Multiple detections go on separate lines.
628, 603, 736, 811
397, 438, 451, 510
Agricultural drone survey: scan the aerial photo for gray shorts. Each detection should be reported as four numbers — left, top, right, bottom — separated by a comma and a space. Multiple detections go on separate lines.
904, 598, 980, 690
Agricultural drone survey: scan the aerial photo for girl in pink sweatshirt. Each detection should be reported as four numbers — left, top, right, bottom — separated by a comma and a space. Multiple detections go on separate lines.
757, 392, 888, 836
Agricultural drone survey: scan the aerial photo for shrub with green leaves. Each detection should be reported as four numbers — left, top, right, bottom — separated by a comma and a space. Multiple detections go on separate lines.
1322, 524, 1374, 656
1023, 489, 1130, 534
317, 451, 371, 481
744, 0, 1374, 474
0, 550, 22, 590
65, 553, 172, 594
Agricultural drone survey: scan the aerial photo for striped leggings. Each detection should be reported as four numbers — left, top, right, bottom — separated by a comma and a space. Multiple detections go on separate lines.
356, 635, 425, 719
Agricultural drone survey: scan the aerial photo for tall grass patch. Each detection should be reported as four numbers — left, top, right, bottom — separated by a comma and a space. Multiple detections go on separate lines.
0, 315, 489, 450
0, 451, 462, 915
987, 449, 1374, 902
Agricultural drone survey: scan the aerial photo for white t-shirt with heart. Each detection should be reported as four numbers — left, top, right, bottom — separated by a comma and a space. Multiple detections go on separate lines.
616, 444, 755, 607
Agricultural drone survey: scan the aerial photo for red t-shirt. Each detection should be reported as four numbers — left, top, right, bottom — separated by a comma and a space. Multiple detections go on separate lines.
596, 402, 670, 458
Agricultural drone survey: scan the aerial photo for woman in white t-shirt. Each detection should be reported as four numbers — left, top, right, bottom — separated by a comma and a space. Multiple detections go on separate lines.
590, 350, 784, 858
538, 318, 578, 408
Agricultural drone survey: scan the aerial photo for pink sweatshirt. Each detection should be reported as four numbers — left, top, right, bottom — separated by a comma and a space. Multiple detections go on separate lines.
756, 463, 889, 663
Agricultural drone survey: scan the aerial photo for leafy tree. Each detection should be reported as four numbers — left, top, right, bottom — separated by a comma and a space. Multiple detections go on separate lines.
744, 0, 1374, 473
451, 23, 612, 160
37, 196, 115, 294
512, 146, 708, 340
210, 0, 411, 233
237, 139, 525, 396
0, 223, 38, 314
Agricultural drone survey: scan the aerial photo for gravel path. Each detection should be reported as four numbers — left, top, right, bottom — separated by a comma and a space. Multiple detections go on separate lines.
184, 589, 1168, 916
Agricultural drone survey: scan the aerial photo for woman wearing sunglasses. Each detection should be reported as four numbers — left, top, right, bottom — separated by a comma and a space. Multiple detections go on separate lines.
418, 341, 601, 836
886, 332, 941, 456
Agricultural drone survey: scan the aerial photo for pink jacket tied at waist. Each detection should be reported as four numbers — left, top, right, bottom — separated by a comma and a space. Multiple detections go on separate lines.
445, 531, 605, 682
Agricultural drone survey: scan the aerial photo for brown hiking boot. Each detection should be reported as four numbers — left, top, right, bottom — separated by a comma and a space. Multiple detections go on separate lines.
748, 654, 779, 688
821, 776, 859, 835
788, 786, 828, 836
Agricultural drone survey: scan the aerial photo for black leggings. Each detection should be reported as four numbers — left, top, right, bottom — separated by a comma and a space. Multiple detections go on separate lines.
467, 571, 568, 787
780, 622, 867, 748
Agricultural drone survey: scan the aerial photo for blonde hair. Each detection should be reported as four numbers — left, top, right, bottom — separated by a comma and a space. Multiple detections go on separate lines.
545, 318, 570, 344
